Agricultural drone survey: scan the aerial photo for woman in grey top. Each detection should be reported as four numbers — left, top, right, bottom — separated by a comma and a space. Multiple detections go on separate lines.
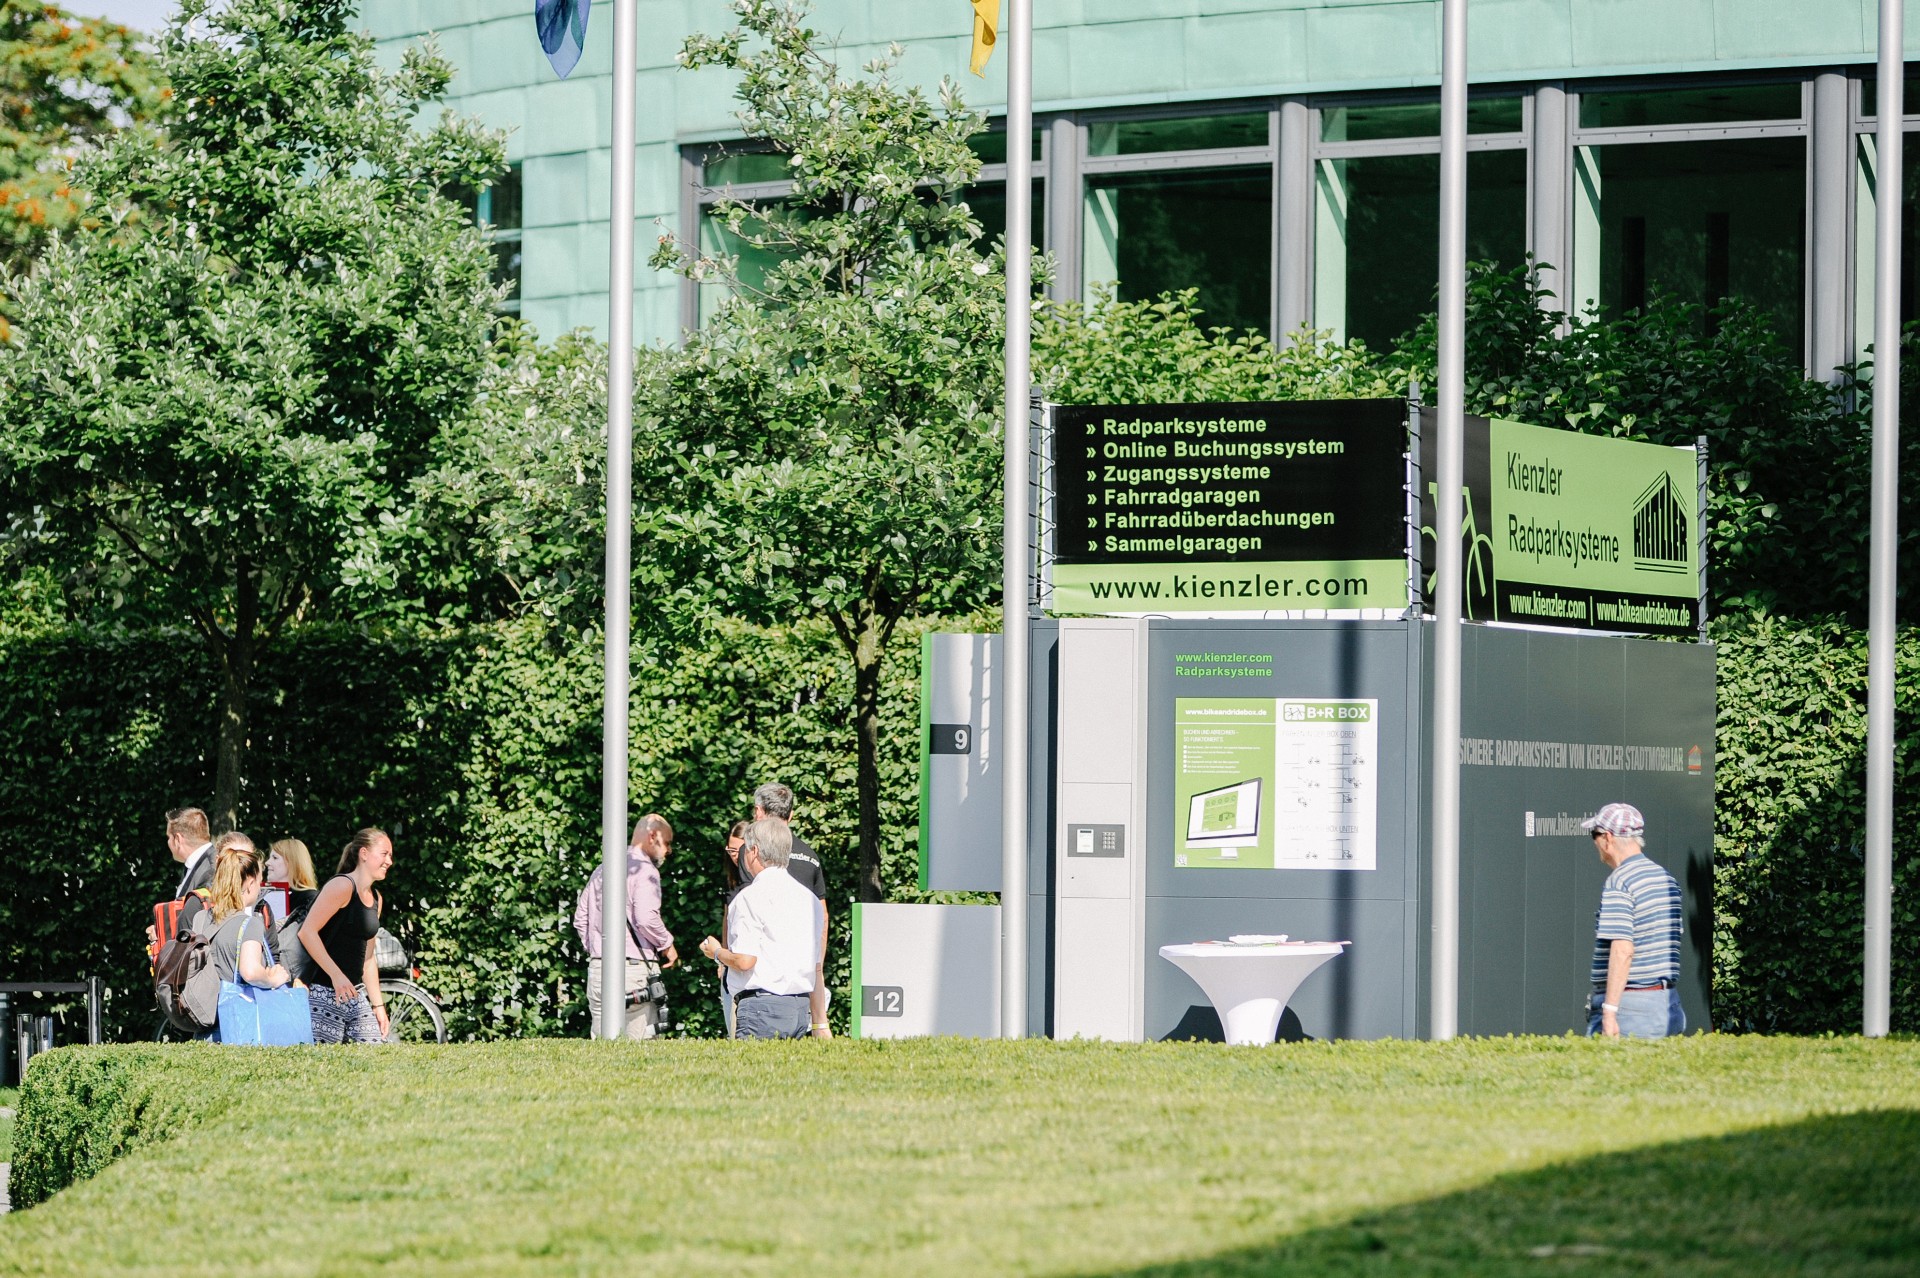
205, 834, 294, 993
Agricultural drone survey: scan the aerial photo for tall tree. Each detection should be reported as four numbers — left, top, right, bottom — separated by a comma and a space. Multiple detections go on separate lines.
647, 0, 1014, 902
0, 0, 504, 828
0, 0, 164, 331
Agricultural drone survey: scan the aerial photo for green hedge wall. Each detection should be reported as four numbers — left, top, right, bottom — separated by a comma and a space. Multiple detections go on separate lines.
0, 616, 942, 1043
1709, 617, 1920, 1032
1, 615, 1912, 1042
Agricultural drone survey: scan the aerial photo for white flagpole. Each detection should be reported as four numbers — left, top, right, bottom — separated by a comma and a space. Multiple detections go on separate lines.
1429, 0, 1468, 1041
599, 0, 639, 1039
1000, 0, 1034, 1040
1864, 0, 1901, 1039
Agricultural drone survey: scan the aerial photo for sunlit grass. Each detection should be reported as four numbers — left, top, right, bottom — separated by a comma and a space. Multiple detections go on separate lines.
2, 1037, 1915, 1275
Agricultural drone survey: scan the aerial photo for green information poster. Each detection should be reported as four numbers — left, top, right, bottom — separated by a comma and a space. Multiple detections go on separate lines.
1173, 697, 1378, 871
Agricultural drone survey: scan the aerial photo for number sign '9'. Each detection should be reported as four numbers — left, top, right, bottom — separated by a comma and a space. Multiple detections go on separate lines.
930, 723, 972, 755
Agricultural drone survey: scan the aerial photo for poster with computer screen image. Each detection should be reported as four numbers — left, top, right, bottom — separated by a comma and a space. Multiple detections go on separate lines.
1173, 697, 1378, 870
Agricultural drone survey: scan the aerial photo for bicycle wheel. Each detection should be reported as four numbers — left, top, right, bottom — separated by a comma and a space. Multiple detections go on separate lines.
379, 978, 447, 1044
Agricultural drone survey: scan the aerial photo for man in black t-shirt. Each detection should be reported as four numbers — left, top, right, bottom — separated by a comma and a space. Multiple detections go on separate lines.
752, 782, 828, 1036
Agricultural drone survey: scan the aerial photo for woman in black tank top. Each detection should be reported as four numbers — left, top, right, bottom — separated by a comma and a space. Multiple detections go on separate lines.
296, 827, 396, 1043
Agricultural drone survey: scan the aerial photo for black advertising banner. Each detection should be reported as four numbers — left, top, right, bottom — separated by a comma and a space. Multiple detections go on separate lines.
1417, 409, 1702, 635
1050, 400, 1410, 613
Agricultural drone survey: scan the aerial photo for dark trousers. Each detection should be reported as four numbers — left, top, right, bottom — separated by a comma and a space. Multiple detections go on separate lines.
734, 992, 810, 1039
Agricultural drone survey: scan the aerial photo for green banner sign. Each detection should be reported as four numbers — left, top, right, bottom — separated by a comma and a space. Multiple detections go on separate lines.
1417, 411, 1701, 634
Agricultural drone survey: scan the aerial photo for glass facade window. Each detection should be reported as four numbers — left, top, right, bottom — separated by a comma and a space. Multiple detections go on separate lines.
697, 206, 793, 323
450, 163, 523, 314
1319, 97, 1523, 142
1313, 150, 1526, 348
1853, 129, 1920, 360
963, 181, 1045, 257
702, 149, 790, 188
1087, 112, 1268, 156
1574, 138, 1805, 351
1858, 68, 1920, 118
1578, 82, 1801, 129
1083, 167, 1271, 334
680, 75, 1851, 365
968, 130, 1043, 165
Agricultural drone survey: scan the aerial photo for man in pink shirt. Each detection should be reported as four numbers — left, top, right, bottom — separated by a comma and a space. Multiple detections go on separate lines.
573, 813, 679, 1039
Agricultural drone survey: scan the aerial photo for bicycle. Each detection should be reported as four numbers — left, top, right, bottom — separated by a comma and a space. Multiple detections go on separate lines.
154, 972, 446, 1044
153, 928, 447, 1044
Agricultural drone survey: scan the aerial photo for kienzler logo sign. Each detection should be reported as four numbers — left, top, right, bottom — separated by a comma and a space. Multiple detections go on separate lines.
1050, 400, 1409, 614
1419, 412, 1701, 635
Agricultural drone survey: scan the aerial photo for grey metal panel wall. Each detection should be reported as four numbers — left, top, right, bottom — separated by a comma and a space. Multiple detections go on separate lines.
1027, 621, 1059, 1039
1453, 625, 1716, 1036
1142, 620, 1424, 1042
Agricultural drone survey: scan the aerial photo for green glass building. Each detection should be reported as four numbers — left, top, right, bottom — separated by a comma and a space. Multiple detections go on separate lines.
370, 1, 1920, 376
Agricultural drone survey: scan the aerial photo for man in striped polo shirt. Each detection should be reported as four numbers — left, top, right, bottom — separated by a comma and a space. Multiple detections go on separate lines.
1582, 802, 1684, 1039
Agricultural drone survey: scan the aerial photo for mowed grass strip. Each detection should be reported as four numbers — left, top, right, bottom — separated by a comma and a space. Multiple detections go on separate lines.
1, 1037, 1916, 1276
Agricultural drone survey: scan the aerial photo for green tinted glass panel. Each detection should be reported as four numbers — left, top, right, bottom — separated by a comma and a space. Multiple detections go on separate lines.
1581, 137, 1805, 352
1083, 167, 1271, 335
969, 130, 1042, 165
1087, 113, 1268, 156
1578, 83, 1801, 129
963, 181, 1044, 256
698, 208, 789, 323
703, 149, 790, 187
1319, 97, 1522, 142
1859, 72, 1920, 117
1316, 149, 1525, 349
489, 164, 522, 231
491, 236, 522, 302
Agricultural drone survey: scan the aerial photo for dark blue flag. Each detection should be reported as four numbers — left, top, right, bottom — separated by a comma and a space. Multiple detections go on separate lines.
535, 0, 590, 79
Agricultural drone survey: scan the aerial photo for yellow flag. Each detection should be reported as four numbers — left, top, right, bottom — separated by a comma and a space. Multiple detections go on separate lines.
970, 0, 999, 76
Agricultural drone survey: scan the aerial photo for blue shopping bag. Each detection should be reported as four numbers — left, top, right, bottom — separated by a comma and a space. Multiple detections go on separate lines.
215, 918, 315, 1046
217, 981, 314, 1045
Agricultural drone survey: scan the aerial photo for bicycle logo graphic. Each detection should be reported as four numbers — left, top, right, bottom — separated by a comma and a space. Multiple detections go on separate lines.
1420, 481, 1495, 619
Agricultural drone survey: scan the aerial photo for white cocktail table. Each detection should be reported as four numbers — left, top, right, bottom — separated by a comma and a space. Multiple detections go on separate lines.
1158, 941, 1349, 1046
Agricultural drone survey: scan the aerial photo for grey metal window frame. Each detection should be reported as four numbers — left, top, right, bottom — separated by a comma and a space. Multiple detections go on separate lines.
1563, 73, 1817, 373
680, 126, 1053, 333
1844, 63, 1920, 373
673, 71, 1859, 368
1305, 89, 1529, 348
474, 161, 524, 318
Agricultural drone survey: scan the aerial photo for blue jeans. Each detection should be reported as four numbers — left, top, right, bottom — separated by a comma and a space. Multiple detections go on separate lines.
1588, 988, 1685, 1039
734, 992, 809, 1039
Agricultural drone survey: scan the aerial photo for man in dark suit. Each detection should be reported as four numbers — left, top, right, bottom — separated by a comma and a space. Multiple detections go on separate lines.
168, 807, 215, 897
146, 807, 214, 950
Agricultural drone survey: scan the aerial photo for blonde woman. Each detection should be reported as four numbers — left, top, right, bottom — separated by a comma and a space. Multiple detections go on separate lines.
203, 836, 292, 1041
264, 836, 319, 979
267, 837, 320, 921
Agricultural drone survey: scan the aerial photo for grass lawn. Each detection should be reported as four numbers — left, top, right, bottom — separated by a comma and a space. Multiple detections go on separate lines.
2, 1036, 1916, 1275
0, 1086, 14, 1166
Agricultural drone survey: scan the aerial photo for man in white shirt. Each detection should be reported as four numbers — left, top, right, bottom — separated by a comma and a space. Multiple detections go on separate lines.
700, 819, 820, 1040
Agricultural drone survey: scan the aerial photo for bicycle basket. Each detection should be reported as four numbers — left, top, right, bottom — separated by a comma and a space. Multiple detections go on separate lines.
373, 927, 411, 973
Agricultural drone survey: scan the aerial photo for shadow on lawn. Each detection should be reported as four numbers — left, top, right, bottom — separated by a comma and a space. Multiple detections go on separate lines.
1099, 1109, 1920, 1276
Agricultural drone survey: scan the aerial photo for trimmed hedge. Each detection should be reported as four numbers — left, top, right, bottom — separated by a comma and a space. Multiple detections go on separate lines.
0, 616, 944, 1043
1709, 616, 1920, 1032
1, 614, 1913, 1043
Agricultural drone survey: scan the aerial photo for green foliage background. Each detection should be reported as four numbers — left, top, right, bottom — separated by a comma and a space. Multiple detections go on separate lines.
0, 616, 945, 1043
1709, 616, 1920, 1032
1, 610, 1913, 1040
